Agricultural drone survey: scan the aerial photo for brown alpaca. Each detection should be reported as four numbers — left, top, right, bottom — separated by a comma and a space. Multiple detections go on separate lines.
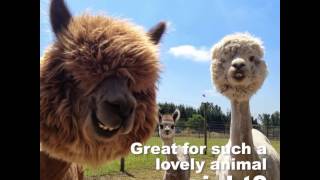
40, 0, 166, 179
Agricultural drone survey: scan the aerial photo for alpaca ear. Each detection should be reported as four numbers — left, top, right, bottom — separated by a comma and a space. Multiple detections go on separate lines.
172, 109, 180, 123
50, 0, 72, 36
148, 21, 166, 44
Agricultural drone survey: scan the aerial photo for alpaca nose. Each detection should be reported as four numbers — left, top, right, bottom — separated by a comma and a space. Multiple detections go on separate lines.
232, 62, 245, 70
104, 97, 135, 120
165, 130, 170, 134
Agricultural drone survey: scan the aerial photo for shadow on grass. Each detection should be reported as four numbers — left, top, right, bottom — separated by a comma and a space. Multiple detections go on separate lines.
120, 170, 135, 178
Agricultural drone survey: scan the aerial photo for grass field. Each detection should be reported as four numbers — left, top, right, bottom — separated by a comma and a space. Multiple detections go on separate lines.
84, 137, 280, 180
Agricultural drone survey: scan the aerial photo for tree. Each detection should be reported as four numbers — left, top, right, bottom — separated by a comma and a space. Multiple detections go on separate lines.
186, 114, 204, 131
257, 111, 280, 127
258, 113, 271, 127
158, 102, 279, 134
270, 111, 280, 126
225, 110, 231, 124
252, 116, 261, 129
158, 102, 176, 114
177, 104, 187, 122
185, 106, 197, 119
199, 102, 228, 132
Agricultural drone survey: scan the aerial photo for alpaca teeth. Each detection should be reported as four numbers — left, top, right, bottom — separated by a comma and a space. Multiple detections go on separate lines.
235, 73, 243, 77
98, 123, 105, 128
98, 123, 109, 130
98, 122, 116, 131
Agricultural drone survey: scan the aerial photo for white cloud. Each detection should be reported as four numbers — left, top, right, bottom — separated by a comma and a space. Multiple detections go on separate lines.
168, 45, 211, 62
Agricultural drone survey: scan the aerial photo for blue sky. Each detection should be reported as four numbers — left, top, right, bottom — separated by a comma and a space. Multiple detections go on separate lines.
40, 0, 280, 117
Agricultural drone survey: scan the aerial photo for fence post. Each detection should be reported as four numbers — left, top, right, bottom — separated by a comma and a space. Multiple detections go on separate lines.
120, 157, 125, 172
204, 103, 207, 155
266, 119, 269, 138
272, 126, 275, 139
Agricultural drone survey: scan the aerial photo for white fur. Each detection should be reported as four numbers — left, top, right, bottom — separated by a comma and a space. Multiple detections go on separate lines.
216, 129, 280, 180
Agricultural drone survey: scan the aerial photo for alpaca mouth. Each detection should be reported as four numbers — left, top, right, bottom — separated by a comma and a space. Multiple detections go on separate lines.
91, 112, 121, 138
161, 134, 172, 139
232, 71, 245, 81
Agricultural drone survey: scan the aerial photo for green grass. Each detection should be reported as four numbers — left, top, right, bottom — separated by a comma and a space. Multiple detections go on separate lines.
85, 137, 280, 177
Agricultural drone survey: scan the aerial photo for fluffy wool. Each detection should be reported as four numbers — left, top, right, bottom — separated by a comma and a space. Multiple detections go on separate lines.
210, 33, 267, 101
40, 0, 165, 167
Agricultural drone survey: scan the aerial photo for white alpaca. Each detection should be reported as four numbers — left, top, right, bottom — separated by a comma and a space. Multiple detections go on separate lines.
210, 33, 280, 180
158, 109, 191, 180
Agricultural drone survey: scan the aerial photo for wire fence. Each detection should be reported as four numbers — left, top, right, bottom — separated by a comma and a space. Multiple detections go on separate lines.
152, 123, 280, 139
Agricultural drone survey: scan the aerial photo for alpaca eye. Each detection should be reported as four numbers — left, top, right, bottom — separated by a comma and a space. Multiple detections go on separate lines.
64, 72, 74, 81
160, 125, 163, 129
249, 56, 255, 62
220, 58, 226, 63
127, 80, 131, 87
171, 125, 174, 129
124, 77, 131, 87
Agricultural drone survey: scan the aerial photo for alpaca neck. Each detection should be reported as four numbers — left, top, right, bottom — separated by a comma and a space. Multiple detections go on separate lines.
230, 100, 257, 160
40, 151, 84, 180
163, 138, 178, 162
40, 151, 71, 179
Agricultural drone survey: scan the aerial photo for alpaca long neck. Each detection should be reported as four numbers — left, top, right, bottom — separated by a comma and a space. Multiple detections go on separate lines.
230, 100, 256, 158
229, 100, 262, 178
163, 138, 178, 162
40, 151, 84, 180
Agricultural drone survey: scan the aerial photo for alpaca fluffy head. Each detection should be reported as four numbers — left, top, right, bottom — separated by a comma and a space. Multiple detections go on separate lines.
40, 0, 166, 166
210, 33, 268, 101
158, 109, 180, 140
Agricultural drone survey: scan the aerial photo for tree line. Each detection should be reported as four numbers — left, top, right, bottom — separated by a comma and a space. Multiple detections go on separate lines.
158, 102, 280, 132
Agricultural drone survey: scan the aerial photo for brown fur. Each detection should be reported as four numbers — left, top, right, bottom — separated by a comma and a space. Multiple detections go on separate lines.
40, 152, 84, 180
40, 2, 166, 179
